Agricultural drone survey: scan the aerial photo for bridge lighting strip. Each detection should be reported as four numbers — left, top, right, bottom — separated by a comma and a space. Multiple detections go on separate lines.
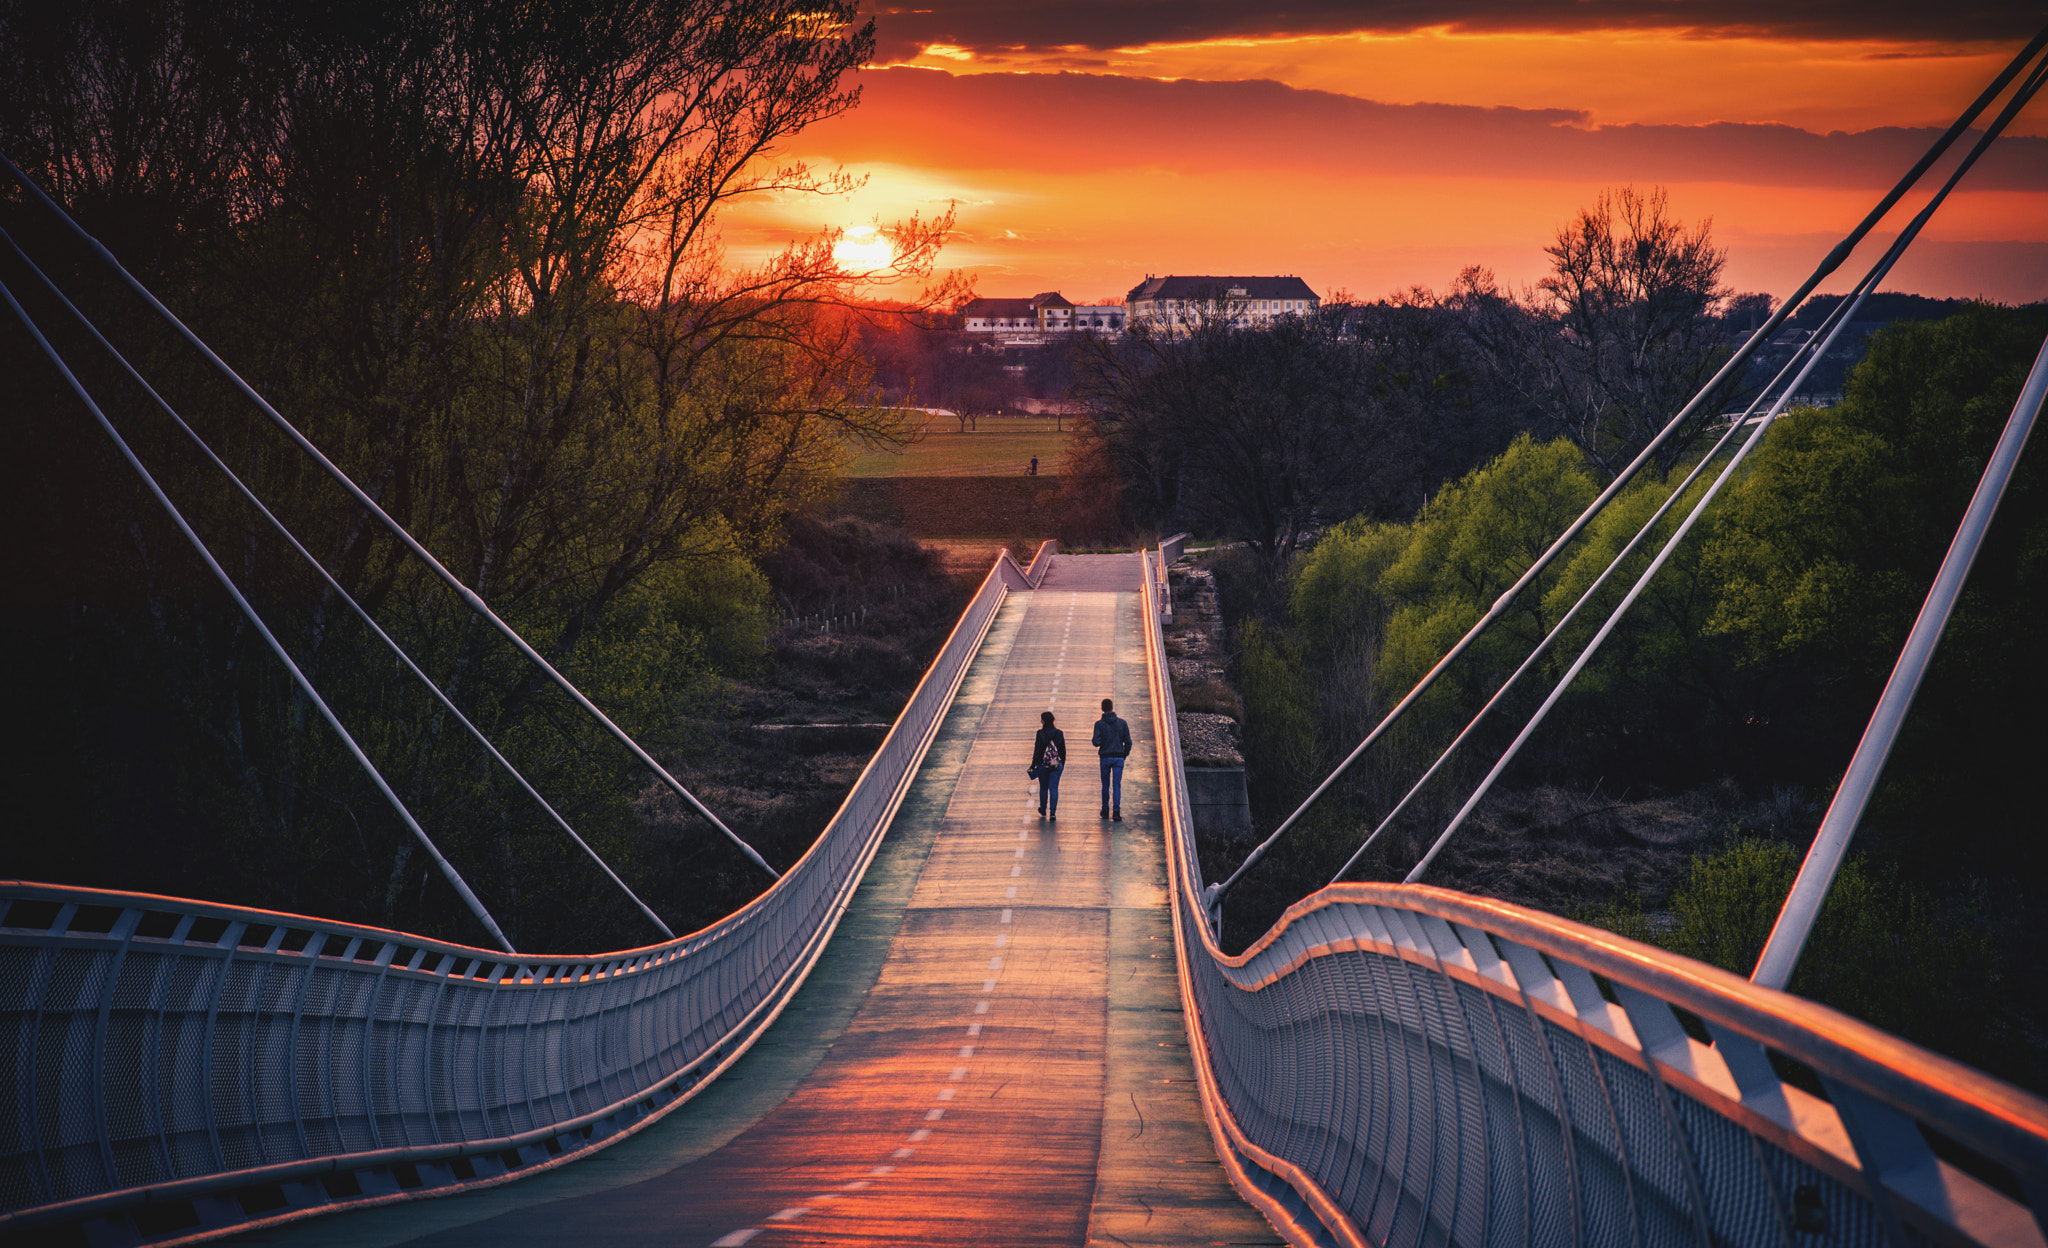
1143, 554, 2048, 1248
0, 551, 1022, 1245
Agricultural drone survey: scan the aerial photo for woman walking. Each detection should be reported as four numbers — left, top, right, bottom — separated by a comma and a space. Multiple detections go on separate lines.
1031, 711, 1067, 820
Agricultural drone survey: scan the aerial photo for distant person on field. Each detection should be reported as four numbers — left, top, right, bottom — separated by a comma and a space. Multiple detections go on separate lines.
1028, 456, 1038, 476
1032, 711, 1066, 820
1093, 697, 1131, 821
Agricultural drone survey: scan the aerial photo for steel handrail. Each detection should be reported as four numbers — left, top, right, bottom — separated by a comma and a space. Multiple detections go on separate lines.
1025, 539, 1059, 586
1141, 552, 2048, 1248
0, 549, 1029, 1244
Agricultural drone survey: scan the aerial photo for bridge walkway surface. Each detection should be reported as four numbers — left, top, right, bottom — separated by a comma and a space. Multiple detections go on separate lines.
237, 553, 1279, 1248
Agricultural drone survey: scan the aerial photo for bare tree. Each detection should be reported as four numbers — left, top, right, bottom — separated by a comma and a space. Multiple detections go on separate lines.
1075, 313, 1399, 569
1459, 187, 1734, 478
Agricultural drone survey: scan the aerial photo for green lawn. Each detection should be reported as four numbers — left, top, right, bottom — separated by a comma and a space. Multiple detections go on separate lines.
842, 414, 1075, 477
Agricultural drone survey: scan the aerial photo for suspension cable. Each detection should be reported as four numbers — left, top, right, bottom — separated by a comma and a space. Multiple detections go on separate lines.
0, 224, 677, 943
1327, 282, 1874, 884
1400, 56, 2048, 886
1203, 22, 2048, 907
0, 152, 779, 883
0, 271, 517, 955
1330, 53, 2048, 886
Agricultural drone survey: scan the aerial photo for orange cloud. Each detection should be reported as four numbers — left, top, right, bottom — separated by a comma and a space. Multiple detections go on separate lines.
723, 50, 2048, 305
808, 70, 2046, 189
865, 2, 2041, 60
885, 30, 2045, 139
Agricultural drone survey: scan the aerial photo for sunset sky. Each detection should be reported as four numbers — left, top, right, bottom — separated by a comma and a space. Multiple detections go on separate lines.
734, 2, 2048, 306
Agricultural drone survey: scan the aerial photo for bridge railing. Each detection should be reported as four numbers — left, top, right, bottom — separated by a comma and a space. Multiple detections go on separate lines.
1139, 551, 2048, 1248
0, 549, 1031, 1246
1024, 539, 1058, 587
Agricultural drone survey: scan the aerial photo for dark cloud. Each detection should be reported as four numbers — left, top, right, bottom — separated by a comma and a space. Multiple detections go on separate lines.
867, 2, 2047, 61
820, 70, 2048, 191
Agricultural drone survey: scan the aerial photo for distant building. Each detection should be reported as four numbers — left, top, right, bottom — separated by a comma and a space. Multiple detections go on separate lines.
1126, 275, 1318, 330
1068, 305, 1125, 333
961, 292, 1122, 337
960, 296, 1042, 336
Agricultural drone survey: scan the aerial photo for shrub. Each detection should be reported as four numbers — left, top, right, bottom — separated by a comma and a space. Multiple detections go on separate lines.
1176, 678, 1243, 718
1661, 837, 2005, 1074
1237, 620, 1321, 819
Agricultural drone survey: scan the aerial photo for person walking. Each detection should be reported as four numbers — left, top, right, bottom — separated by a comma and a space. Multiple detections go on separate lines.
1092, 697, 1131, 820
1031, 711, 1067, 820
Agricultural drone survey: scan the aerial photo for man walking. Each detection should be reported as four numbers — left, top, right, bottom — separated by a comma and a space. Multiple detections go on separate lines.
1092, 697, 1131, 821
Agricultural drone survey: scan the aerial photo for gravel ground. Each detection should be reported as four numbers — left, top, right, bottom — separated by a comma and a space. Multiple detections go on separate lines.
1178, 712, 1244, 766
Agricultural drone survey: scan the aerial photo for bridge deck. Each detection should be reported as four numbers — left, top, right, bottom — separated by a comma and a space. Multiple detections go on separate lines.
242, 555, 1275, 1248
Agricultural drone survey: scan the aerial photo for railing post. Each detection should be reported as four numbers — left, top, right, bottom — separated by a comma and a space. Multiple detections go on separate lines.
1825, 1079, 1944, 1247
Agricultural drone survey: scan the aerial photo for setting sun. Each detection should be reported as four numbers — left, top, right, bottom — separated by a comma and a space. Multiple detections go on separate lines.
833, 226, 894, 273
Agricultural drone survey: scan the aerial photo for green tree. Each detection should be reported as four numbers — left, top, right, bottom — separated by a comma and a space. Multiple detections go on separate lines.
1703, 304, 2048, 847
1664, 838, 2007, 1080
1255, 437, 1603, 866
0, 0, 963, 949
1373, 435, 1600, 701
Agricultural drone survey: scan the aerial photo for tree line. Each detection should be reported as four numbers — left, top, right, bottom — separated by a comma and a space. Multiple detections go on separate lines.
1068, 187, 1764, 559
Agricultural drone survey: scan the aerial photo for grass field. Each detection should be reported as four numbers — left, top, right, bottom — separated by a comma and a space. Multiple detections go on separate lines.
842, 414, 1074, 477
833, 476, 1063, 538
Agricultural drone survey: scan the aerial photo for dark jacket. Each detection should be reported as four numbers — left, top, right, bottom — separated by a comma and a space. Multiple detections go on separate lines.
1092, 713, 1131, 758
1031, 727, 1067, 770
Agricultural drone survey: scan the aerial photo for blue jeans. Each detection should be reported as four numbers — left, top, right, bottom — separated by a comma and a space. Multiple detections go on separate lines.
1099, 757, 1124, 811
1039, 764, 1064, 814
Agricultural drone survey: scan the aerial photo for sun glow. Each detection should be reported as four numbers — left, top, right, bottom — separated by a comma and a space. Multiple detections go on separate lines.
739, 28, 2048, 305
834, 226, 895, 272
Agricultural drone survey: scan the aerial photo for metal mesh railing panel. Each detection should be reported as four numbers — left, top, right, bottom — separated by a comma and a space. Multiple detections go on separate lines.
1137, 549, 2048, 1248
0, 553, 1020, 1235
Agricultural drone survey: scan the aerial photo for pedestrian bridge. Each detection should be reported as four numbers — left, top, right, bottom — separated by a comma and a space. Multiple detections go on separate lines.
2, 546, 2044, 1248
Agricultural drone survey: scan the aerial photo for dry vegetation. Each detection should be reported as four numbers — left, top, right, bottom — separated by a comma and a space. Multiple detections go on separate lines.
1418, 782, 1817, 920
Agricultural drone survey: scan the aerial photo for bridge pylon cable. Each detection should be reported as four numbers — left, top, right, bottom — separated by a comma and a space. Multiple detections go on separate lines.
1752, 341, 2048, 986
1752, 335, 2048, 987
0, 271, 518, 955
0, 152, 779, 884
1398, 56, 2048, 887
1203, 23, 2048, 911
1334, 37, 2047, 886
0, 224, 677, 943
1327, 287, 1870, 884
